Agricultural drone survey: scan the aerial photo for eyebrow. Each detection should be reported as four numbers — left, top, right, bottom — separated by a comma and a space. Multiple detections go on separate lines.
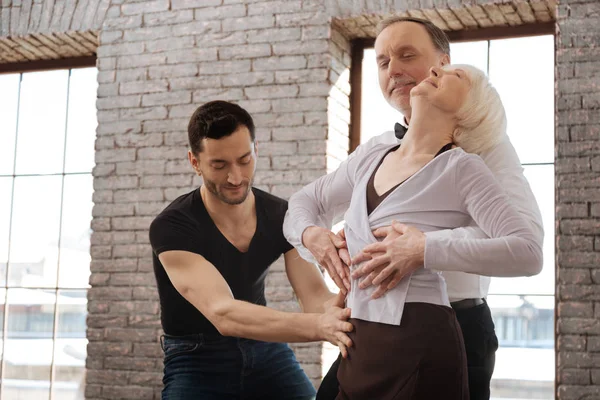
210, 151, 252, 163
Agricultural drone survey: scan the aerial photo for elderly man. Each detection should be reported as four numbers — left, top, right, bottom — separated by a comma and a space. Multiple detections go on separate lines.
284, 16, 543, 400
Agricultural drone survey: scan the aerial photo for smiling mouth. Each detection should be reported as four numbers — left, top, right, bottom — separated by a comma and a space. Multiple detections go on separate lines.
390, 82, 415, 94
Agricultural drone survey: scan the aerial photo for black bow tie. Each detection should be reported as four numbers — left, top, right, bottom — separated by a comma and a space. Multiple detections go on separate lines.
394, 122, 407, 139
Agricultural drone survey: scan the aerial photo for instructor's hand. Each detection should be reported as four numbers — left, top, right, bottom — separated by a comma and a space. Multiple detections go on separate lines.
302, 226, 351, 294
319, 291, 353, 358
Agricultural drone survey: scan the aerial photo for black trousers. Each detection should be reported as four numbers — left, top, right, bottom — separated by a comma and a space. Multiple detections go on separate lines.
317, 300, 498, 400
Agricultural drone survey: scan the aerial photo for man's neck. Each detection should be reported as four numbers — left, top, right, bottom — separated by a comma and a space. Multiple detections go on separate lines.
200, 185, 255, 227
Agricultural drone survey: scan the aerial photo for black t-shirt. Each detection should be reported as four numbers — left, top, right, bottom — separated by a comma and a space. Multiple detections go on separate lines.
149, 187, 294, 336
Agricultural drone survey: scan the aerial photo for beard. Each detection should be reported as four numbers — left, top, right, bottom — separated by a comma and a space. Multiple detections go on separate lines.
203, 177, 253, 205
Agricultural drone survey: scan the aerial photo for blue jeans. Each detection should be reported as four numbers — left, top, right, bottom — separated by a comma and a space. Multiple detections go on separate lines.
161, 333, 316, 400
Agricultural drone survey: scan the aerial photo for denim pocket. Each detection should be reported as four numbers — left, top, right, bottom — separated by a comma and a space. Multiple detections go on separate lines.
162, 337, 201, 362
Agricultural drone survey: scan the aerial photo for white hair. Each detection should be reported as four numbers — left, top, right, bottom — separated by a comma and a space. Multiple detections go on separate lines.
445, 64, 507, 155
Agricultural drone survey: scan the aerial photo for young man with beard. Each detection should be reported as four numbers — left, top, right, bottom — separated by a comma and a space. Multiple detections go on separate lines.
150, 100, 353, 400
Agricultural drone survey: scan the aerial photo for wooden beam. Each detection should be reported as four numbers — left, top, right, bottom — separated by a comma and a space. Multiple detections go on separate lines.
0, 56, 96, 74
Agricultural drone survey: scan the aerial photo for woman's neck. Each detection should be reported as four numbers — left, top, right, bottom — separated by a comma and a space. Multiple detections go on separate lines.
400, 104, 455, 156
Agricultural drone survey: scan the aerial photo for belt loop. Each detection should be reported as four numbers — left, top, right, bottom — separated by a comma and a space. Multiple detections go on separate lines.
160, 334, 166, 351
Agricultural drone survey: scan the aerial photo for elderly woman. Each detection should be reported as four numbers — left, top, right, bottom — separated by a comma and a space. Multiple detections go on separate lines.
284, 64, 542, 400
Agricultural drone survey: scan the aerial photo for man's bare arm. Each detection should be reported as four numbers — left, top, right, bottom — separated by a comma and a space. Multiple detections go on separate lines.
159, 250, 352, 345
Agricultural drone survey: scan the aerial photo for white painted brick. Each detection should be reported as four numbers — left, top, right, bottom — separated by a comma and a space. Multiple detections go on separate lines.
97, 110, 120, 123
169, 75, 222, 91
194, 4, 246, 20
113, 189, 164, 203
275, 68, 328, 84
247, 1, 302, 15
172, 0, 222, 10
165, 159, 191, 174
298, 82, 330, 97
93, 164, 116, 177
164, 132, 190, 147
273, 40, 329, 55
120, 80, 169, 95
272, 126, 327, 141
116, 68, 148, 83
116, 160, 166, 175
97, 95, 141, 110
255, 128, 271, 142
123, 26, 174, 42
97, 57, 117, 71
271, 97, 327, 112
245, 84, 298, 99
222, 15, 274, 32
97, 120, 142, 136
96, 149, 137, 163
141, 174, 193, 188
236, 99, 271, 113
134, 202, 171, 216
169, 104, 199, 119
166, 47, 218, 64
253, 112, 303, 127
192, 87, 244, 103
99, 30, 123, 44
138, 146, 188, 160
143, 119, 188, 133
275, 11, 328, 27
146, 36, 195, 53
95, 137, 115, 150
198, 31, 247, 46
246, 27, 301, 43
117, 53, 166, 69
92, 190, 114, 203
307, 53, 331, 68
142, 91, 191, 107
122, 0, 169, 16
98, 83, 119, 98
148, 64, 197, 79
93, 203, 136, 217
302, 25, 330, 40
258, 141, 298, 156
143, 10, 194, 26
98, 71, 116, 84
222, 72, 274, 87
304, 111, 328, 126
103, 15, 143, 31
253, 55, 306, 71
219, 43, 271, 59
97, 42, 145, 57
172, 20, 221, 36
120, 106, 168, 121
115, 133, 164, 148
198, 60, 251, 75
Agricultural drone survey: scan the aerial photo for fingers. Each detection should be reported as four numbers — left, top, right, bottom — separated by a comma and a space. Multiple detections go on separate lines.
358, 270, 378, 289
338, 342, 348, 359
391, 221, 408, 234
328, 270, 347, 295
350, 250, 371, 266
371, 271, 399, 299
337, 228, 346, 240
338, 248, 351, 269
372, 226, 392, 238
371, 265, 395, 286
329, 231, 346, 249
351, 255, 389, 279
328, 252, 351, 292
336, 331, 353, 348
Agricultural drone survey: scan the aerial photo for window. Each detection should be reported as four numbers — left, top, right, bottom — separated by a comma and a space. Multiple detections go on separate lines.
359, 35, 555, 400
0, 67, 97, 400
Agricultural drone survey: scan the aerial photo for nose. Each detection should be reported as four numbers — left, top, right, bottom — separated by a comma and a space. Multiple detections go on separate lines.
388, 57, 404, 77
430, 66, 442, 77
227, 165, 243, 185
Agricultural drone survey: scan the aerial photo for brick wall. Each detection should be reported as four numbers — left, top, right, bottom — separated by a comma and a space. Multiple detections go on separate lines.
3, 0, 599, 399
555, 1, 600, 399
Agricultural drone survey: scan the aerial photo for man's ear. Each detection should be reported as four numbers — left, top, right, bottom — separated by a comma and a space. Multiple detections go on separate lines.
440, 53, 450, 67
188, 150, 202, 177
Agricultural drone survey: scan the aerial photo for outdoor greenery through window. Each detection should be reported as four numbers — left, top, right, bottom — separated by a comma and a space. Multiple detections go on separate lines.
0, 67, 97, 400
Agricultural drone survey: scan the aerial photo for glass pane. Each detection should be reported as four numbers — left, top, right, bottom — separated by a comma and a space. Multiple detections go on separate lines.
0, 73, 20, 175
0, 177, 13, 287
489, 36, 554, 164
3, 288, 55, 399
0, 288, 5, 338
53, 290, 87, 400
64, 68, 98, 174
449, 40, 488, 73
488, 294, 554, 400
360, 48, 401, 144
489, 165, 554, 295
58, 175, 93, 288
14, 69, 69, 175
8, 176, 63, 288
